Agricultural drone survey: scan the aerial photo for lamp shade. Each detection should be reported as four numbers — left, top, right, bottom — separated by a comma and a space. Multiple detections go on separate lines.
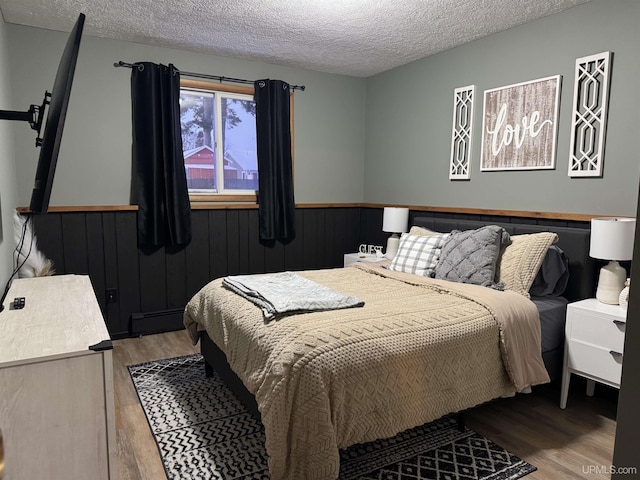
590, 217, 636, 261
382, 207, 409, 233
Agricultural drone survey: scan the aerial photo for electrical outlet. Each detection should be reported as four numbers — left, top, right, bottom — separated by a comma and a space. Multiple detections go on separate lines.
106, 288, 117, 304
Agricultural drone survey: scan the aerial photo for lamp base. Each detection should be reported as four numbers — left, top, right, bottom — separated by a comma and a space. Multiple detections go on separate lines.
596, 260, 627, 305
385, 234, 400, 260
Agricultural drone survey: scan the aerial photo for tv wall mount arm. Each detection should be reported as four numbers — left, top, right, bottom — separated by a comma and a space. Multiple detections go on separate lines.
0, 91, 51, 147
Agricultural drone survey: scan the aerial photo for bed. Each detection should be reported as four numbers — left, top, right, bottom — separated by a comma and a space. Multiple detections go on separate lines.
183, 217, 594, 480
410, 217, 594, 380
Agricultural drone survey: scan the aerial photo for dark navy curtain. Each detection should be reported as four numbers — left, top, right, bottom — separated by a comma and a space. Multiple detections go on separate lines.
131, 62, 191, 249
254, 79, 295, 242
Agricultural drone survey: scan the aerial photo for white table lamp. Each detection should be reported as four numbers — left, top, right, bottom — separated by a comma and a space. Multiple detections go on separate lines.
383, 207, 409, 259
590, 217, 636, 304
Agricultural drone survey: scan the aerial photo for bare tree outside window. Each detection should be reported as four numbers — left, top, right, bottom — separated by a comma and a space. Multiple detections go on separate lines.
180, 88, 257, 194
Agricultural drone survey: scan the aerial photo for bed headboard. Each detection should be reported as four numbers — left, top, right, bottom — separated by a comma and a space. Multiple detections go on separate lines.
412, 216, 595, 302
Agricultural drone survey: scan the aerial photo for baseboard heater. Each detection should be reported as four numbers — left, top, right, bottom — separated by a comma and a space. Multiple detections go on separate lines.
129, 308, 185, 336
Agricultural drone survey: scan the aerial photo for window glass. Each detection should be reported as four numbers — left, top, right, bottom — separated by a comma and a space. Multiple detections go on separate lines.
179, 80, 293, 202
180, 88, 257, 195
180, 90, 218, 192
220, 96, 258, 191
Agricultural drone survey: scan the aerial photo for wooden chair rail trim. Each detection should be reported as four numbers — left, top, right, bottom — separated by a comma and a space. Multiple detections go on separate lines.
15, 203, 607, 222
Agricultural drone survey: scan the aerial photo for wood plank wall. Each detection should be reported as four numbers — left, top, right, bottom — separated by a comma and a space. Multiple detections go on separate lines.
30, 207, 361, 338
29, 206, 590, 339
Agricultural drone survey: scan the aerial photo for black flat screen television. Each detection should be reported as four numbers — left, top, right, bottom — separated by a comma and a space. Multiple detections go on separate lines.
0, 12, 85, 213
30, 13, 85, 213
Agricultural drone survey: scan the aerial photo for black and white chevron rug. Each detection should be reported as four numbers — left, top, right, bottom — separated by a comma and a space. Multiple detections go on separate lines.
128, 354, 536, 480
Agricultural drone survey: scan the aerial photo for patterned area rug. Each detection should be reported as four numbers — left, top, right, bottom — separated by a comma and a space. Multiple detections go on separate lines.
128, 354, 536, 480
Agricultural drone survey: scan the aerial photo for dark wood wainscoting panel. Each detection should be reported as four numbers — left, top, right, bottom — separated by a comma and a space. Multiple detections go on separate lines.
185, 210, 211, 300
102, 212, 121, 334
359, 208, 388, 249
32, 213, 65, 274
85, 213, 107, 317
30, 207, 362, 338
114, 212, 142, 334
358, 206, 591, 278
208, 209, 228, 281
28, 206, 589, 338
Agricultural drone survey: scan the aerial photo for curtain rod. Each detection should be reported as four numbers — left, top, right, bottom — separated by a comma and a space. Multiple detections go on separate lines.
113, 61, 305, 91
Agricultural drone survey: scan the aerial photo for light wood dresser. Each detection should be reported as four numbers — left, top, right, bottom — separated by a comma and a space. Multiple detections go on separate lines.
0, 274, 116, 480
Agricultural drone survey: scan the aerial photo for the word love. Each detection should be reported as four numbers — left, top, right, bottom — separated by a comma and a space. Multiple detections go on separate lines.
486, 103, 553, 156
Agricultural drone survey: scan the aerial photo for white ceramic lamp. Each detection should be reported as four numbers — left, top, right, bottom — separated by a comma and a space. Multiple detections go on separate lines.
590, 217, 636, 304
382, 207, 409, 259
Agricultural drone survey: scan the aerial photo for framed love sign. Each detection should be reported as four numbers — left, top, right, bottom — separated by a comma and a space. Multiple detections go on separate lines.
480, 75, 561, 171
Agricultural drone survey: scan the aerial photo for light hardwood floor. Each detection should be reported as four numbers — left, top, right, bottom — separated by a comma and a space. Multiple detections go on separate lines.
113, 330, 617, 480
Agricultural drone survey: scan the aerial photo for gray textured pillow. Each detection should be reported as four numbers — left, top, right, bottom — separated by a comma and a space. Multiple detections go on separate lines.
435, 225, 510, 289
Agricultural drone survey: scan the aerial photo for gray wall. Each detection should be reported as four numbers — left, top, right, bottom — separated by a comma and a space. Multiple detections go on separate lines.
0, 15, 18, 291
9, 1, 637, 217
364, 0, 640, 217
5, 25, 366, 207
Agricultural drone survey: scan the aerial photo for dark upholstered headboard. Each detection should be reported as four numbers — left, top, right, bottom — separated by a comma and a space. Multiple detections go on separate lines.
412, 217, 595, 302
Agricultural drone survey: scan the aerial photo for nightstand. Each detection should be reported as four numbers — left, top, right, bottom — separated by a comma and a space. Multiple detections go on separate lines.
560, 298, 626, 408
344, 253, 384, 267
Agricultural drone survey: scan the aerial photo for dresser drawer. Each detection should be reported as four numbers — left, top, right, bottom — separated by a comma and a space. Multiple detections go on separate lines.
567, 339, 623, 386
567, 309, 625, 352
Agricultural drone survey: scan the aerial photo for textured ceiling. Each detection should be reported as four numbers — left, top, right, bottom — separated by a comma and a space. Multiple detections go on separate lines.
0, 0, 589, 77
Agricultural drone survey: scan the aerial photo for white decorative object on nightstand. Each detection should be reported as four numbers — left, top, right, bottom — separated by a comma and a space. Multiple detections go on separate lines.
560, 298, 626, 409
589, 217, 635, 304
344, 253, 384, 267
382, 207, 409, 259
619, 278, 630, 308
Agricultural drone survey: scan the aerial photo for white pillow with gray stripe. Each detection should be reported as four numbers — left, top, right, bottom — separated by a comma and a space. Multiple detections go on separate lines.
389, 233, 449, 277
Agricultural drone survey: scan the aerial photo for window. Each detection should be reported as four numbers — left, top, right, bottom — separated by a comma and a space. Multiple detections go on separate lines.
180, 81, 258, 201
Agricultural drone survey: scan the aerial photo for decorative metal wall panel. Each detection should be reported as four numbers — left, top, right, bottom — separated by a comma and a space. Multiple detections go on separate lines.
568, 51, 612, 177
449, 85, 475, 180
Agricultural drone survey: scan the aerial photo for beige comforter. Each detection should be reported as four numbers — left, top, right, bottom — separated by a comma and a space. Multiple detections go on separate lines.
184, 262, 549, 480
